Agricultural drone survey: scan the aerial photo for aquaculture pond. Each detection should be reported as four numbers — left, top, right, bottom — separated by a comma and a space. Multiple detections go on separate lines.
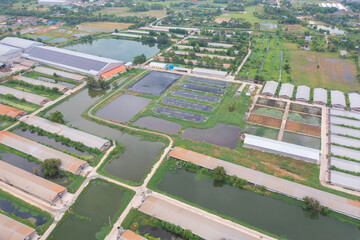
64, 38, 160, 62
133, 116, 182, 134
47, 85, 165, 184
49, 180, 133, 240
157, 169, 360, 240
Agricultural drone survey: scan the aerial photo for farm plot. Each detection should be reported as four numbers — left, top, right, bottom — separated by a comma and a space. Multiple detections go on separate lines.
252, 105, 284, 119
180, 83, 225, 95
171, 90, 220, 103
256, 97, 287, 109
185, 76, 230, 88
282, 131, 321, 149
287, 111, 321, 126
248, 113, 282, 128
244, 124, 279, 140
162, 98, 212, 111
153, 107, 206, 123
290, 103, 322, 116
285, 120, 321, 137
128, 71, 182, 96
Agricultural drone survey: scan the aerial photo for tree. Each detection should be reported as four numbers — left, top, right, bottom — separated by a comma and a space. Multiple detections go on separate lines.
133, 54, 147, 65
49, 111, 65, 124
213, 166, 226, 181
43, 158, 61, 179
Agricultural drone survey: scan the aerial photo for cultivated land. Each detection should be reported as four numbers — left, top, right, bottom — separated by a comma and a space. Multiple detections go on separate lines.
76, 22, 134, 33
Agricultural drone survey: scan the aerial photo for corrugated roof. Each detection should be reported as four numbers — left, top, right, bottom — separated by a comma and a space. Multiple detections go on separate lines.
279, 83, 294, 98
0, 104, 25, 118
331, 157, 360, 173
33, 66, 85, 82
192, 68, 227, 77
262, 81, 278, 96
330, 115, 360, 128
0, 213, 36, 240
349, 93, 360, 110
23, 116, 110, 150
0, 131, 88, 174
16, 76, 69, 92
331, 134, 360, 148
296, 85, 310, 101
330, 124, 360, 138
331, 145, 360, 161
313, 88, 327, 104
330, 108, 360, 120
0, 37, 43, 51
0, 161, 66, 203
331, 170, 360, 191
101, 65, 126, 79
331, 90, 346, 108
149, 62, 167, 68
0, 44, 22, 57
0, 86, 49, 105
119, 230, 147, 240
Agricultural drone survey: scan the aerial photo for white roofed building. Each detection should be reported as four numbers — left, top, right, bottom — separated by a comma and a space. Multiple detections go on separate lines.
148, 62, 167, 69
348, 93, 360, 111
0, 44, 22, 64
0, 213, 36, 240
262, 81, 278, 97
278, 83, 294, 99
331, 90, 346, 109
313, 88, 327, 105
0, 37, 43, 52
296, 85, 310, 102
192, 68, 228, 78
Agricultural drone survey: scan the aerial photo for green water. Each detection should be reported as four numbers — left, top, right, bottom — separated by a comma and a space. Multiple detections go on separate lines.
50, 180, 131, 240
158, 169, 360, 240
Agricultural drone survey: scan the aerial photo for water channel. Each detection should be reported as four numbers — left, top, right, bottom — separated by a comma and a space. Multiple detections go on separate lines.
157, 169, 360, 240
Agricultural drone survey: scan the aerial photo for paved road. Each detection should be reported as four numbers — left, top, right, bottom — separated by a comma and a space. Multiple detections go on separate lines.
170, 147, 360, 220
139, 194, 276, 240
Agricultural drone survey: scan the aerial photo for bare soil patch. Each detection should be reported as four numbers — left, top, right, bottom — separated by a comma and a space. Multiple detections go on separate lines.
262, 162, 305, 181
248, 114, 282, 128
285, 120, 321, 137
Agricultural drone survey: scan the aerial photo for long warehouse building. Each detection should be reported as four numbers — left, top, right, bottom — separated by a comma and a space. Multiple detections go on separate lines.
23, 116, 110, 151
0, 131, 88, 174
0, 104, 25, 119
33, 66, 86, 82
0, 213, 36, 240
0, 85, 49, 105
24, 45, 126, 78
0, 161, 67, 204
16, 76, 70, 93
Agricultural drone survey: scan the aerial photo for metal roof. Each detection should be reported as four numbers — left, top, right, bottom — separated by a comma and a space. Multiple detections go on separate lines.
313, 88, 327, 104
149, 62, 167, 68
262, 81, 278, 96
331, 157, 360, 173
330, 108, 360, 120
23, 116, 110, 151
0, 161, 66, 204
17, 76, 69, 92
330, 124, 360, 138
0, 131, 88, 174
331, 170, 360, 191
0, 104, 25, 118
192, 68, 228, 77
349, 93, 360, 110
331, 134, 360, 148
295, 85, 310, 102
0, 213, 36, 240
330, 115, 360, 128
243, 134, 319, 162
331, 90, 346, 108
0, 85, 49, 105
0, 37, 43, 51
24, 46, 124, 76
331, 145, 360, 161
33, 66, 85, 82
279, 83, 294, 98
119, 230, 147, 240
0, 44, 22, 58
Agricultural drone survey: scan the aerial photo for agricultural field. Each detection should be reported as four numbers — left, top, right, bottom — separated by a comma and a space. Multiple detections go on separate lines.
98, 7, 167, 18
76, 22, 134, 33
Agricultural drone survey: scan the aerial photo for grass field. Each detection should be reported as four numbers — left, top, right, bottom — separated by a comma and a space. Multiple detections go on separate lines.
76, 22, 134, 33
220, 6, 276, 26
99, 7, 167, 18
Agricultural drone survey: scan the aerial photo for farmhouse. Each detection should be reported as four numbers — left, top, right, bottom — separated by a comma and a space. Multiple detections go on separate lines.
295, 85, 310, 102
262, 81, 278, 97
279, 83, 294, 99
33, 66, 85, 82
0, 131, 88, 175
0, 213, 36, 240
23, 116, 110, 151
0, 104, 25, 119
192, 68, 228, 78
348, 93, 360, 112
0, 37, 43, 52
0, 161, 67, 204
313, 88, 327, 105
16, 76, 70, 93
0, 86, 50, 105
331, 90, 346, 109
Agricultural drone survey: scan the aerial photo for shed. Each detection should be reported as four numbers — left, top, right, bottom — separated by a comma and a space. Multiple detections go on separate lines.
192, 68, 228, 78
0, 44, 22, 63
330, 108, 360, 120
295, 85, 310, 102
313, 88, 327, 105
0, 131, 88, 174
0, 86, 50, 105
173, 66, 191, 73
0, 213, 36, 240
243, 134, 319, 163
16, 76, 70, 93
0, 104, 25, 119
262, 81, 278, 97
331, 145, 360, 162
278, 83, 294, 99
23, 116, 110, 151
33, 66, 86, 82
0, 161, 67, 204
119, 230, 147, 240
331, 157, 360, 173
0, 37, 43, 52
348, 93, 360, 111
331, 90, 346, 109
330, 170, 360, 191
148, 62, 167, 69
